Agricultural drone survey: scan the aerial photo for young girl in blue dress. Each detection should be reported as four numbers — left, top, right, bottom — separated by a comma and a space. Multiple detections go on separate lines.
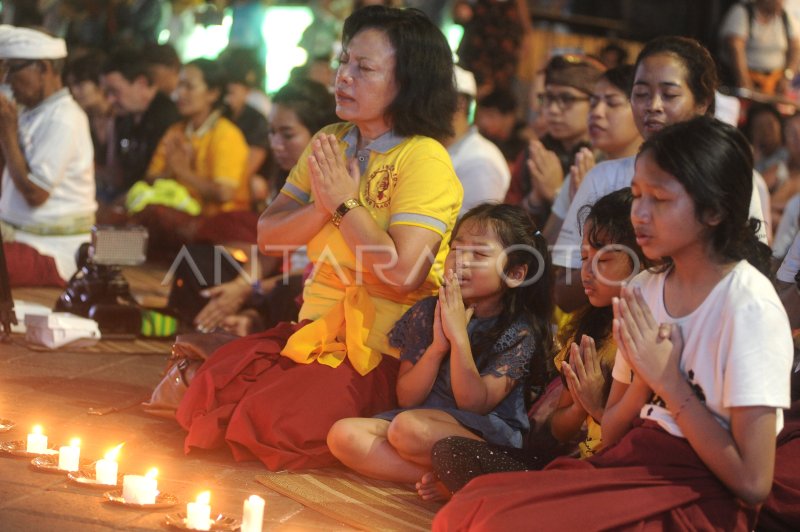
434, 116, 793, 531
424, 188, 650, 500
327, 203, 554, 483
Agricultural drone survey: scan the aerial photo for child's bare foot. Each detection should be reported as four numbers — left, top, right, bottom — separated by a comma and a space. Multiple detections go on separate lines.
415, 472, 451, 502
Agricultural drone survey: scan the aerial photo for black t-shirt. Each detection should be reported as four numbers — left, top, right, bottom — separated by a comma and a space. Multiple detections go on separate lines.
230, 104, 269, 149
115, 91, 180, 194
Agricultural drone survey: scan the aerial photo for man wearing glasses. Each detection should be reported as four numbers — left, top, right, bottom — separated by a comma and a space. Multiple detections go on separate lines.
0, 26, 96, 281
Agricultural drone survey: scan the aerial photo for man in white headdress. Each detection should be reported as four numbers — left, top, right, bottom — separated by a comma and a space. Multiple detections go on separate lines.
0, 25, 96, 280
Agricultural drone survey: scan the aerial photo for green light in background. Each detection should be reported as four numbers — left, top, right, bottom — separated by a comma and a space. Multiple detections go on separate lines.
445, 23, 464, 60
263, 7, 314, 94
182, 13, 233, 62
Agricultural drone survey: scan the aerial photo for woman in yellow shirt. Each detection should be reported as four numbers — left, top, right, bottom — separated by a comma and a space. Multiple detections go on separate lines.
142, 58, 249, 216
126, 58, 250, 258
176, 5, 463, 470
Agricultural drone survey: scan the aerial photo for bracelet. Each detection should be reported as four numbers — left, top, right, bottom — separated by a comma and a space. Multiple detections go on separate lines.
671, 393, 694, 423
331, 198, 361, 228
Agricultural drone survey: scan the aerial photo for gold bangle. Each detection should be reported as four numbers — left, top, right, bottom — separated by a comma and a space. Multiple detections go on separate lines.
331, 198, 361, 228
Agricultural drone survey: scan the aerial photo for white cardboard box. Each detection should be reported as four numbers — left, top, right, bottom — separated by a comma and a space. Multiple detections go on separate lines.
25, 313, 101, 349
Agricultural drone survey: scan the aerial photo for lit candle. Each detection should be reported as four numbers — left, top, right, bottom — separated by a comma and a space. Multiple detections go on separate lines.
241, 495, 265, 532
58, 438, 81, 472
186, 491, 211, 531
122, 468, 158, 505
95, 443, 123, 485
26, 425, 47, 454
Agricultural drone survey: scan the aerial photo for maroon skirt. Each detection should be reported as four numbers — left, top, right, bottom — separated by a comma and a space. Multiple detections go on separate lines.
758, 400, 800, 531
175, 321, 399, 470
433, 421, 755, 532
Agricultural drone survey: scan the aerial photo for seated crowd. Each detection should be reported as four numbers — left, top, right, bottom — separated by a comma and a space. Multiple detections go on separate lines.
0, 4, 799, 531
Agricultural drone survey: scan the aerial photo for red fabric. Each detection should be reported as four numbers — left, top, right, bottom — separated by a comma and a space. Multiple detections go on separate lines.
3, 242, 66, 287
194, 210, 259, 246
758, 400, 800, 531
130, 207, 259, 262
503, 150, 527, 205
130, 205, 198, 261
176, 321, 400, 471
433, 421, 754, 532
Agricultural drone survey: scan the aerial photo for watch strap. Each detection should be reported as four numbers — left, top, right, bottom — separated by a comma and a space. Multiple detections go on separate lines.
331, 198, 361, 227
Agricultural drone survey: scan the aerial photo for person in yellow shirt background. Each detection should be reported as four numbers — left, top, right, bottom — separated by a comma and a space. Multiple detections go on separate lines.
126, 57, 251, 259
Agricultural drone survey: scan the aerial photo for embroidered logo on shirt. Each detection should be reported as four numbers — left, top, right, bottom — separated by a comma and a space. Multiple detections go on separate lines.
365, 165, 397, 208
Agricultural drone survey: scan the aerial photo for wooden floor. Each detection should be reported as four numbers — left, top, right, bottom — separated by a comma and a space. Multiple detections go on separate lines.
2, 264, 366, 531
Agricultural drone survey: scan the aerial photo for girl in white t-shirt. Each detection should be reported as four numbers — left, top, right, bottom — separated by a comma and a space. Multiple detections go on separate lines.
432, 116, 793, 531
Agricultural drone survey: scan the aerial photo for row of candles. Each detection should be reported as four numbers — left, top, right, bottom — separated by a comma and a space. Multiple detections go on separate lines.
26, 425, 265, 531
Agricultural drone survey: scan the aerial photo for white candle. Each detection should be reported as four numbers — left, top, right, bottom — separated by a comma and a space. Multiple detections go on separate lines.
241, 495, 265, 532
95, 459, 118, 485
186, 491, 211, 531
58, 438, 80, 472
26, 425, 47, 454
122, 468, 158, 505
96, 443, 123, 485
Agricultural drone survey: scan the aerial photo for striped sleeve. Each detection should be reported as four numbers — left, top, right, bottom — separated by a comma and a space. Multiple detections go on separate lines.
388, 140, 461, 236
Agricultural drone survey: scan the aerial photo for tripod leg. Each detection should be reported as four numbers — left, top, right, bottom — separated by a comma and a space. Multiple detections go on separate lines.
0, 230, 18, 339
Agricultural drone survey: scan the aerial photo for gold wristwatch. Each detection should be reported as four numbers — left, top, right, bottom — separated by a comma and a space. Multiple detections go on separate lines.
331, 198, 361, 228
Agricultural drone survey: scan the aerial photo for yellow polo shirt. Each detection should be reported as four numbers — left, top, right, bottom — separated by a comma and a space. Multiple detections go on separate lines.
279, 122, 462, 367
147, 113, 249, 216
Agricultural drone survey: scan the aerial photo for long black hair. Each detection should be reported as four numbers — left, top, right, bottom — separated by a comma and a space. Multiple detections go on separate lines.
341, 5, 456, 140
638, 115, 771, 276
451, 204, 555, 395
272, 78, 338, 136
561, 188, 650, 359
601, 64, 635, 98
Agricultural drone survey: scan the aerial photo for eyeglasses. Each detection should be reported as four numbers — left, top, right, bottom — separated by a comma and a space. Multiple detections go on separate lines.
537, 92, 590, 110
2, 60, 38, 77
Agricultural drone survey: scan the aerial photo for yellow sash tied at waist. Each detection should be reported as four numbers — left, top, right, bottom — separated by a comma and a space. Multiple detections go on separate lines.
280, 263, 432, 376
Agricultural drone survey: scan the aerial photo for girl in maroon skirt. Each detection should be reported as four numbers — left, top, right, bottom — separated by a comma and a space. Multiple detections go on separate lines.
434, 117, 793, 531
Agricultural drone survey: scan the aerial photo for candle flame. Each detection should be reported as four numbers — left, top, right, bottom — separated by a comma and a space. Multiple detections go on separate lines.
32, 425, 42, 435
104, 442, 124, 461
69, 438, 81, 447
146, 468, 158, 479
248, 494, 264, 504
197, 491, 210, 505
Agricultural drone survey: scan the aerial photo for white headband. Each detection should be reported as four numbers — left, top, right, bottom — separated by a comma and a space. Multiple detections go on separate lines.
0, 25, 67, 60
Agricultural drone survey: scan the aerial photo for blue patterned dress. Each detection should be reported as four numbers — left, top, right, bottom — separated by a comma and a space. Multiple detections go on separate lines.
375, 296, 535, 448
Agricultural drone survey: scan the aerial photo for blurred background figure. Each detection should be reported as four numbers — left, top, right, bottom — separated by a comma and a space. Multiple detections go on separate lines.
192, 78, 339, 336
228, 0, 268, 68
597, 41, 629, 69
475, 88, 530, 165
719, 0, 800, 95
505, 54, 603, 227
446, 66, 510, 216
64, 50, 115, 203
100, 46, 180, 209
142, 42, 182, 96
218, 46, 270, 118
454, 0, 533, 98
112, 0, 168, 48
220, 46, 271, 211
299, 0, 342, 67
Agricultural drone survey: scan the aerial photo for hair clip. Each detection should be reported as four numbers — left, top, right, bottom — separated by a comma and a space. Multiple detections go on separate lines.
533, 230, 542, 237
